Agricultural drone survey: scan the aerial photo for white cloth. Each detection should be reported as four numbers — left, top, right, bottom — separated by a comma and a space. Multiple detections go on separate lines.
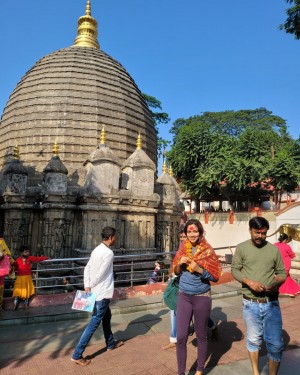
84, 242, 114, 301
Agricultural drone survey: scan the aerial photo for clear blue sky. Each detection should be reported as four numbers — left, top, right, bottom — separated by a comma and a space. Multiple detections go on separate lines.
1, 1, 299, 169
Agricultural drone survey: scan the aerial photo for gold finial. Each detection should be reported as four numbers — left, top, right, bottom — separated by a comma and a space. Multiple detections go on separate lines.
136, 133, 142, 150
162, 149, 167, 173
13, 144, 20, 160
86, 0, 91, 16
169, 166, 173, 177
53, 141, 59, 156
100, 127, 106, 145
162, 159, 167, 174
73, 0, 100, 49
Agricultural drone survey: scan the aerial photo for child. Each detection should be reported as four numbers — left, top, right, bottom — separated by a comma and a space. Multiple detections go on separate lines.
0, 249, 10, 310
147, 261, 160, 284
12, 245, 48, 310
63, 277, 76, 293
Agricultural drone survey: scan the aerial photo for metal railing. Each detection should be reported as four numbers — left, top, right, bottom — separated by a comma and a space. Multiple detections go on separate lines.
4, 246, 235, 295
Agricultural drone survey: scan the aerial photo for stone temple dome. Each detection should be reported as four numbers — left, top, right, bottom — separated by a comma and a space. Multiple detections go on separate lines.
0, 1, 157, 186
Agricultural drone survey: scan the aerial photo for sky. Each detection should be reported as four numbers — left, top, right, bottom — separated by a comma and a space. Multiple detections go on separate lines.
1, 1, 299, 169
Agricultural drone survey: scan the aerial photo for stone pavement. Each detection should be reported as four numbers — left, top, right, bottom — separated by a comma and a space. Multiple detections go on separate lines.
0, 281, 300, 374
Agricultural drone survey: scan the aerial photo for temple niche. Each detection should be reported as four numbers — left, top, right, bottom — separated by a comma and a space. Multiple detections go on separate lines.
0, 1, 181, 257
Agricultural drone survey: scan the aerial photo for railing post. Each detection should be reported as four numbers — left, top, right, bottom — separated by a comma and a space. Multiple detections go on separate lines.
35, 263, 40, 295
131, 259, 134, 287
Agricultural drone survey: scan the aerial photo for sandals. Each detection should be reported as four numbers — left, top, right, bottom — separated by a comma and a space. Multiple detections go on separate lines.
71, 357, 91, 366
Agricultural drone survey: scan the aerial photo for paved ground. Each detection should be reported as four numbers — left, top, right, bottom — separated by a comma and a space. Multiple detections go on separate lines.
0, 281, 300, 374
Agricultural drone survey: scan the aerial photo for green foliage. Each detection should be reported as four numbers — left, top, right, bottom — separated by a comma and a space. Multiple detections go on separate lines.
167, 108, 300, 206
280, 0, 300, 39
170, 108, 286, 142
142, 93, 170, 157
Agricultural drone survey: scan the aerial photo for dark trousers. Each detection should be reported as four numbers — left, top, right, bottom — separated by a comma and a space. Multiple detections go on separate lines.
176, 291, 211, 374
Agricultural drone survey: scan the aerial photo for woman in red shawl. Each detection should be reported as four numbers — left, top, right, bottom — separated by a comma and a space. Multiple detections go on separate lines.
173, 219, 222, 375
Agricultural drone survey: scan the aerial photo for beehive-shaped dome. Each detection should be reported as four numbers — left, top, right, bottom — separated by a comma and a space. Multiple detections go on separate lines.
0, 1, 157, 185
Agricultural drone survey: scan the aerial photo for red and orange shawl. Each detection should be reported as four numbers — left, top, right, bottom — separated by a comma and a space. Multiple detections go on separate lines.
172, 237, 222, 280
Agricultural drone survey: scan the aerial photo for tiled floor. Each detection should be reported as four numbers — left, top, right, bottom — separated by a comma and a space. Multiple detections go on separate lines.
0, 283, 300, 374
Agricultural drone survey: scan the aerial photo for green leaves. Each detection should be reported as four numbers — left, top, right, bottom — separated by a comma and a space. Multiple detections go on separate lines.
167, 108, 300, 205
142, 93, 171, 158
280, 0, 300, 39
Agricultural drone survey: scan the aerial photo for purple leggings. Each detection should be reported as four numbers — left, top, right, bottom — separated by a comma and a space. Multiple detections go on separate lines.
176, 291, 211, 375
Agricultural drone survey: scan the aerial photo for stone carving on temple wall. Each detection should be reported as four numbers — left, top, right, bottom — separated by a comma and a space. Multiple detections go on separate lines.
54, 220, 66, 258
4, 174, 27, 194
44, 173, 67, 193
4, 218, 29, 254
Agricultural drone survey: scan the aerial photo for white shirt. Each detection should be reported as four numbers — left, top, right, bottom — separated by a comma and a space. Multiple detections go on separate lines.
84, 242, 114, 301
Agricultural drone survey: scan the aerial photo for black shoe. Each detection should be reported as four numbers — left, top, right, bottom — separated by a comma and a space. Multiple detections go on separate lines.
188, 323, 195, 336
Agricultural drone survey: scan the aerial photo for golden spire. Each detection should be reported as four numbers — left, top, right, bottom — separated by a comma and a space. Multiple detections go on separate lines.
162, 149, 168, 173
162, 159, 168, 174
136, 133, 142, 150
73, 0, 100, 49
13, 144, 20, 160
100, 127, 106, 145
169, 166, 173, 177
53, 141, 59, 156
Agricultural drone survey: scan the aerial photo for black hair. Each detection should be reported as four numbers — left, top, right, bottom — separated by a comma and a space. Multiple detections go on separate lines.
249, 217, 269, 230
178, 224, 185, 234
278, 233, 288, 242
184, 218, 204, 237
101, 227, 116, 240
20, 245, 31, 253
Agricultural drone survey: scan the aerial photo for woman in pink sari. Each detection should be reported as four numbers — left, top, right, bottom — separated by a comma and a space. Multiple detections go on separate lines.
274, 233, 300, 297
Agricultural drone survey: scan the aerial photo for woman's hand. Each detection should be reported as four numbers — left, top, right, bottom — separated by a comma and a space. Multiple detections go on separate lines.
179, 256, 191, 265
189, 260, 203, 274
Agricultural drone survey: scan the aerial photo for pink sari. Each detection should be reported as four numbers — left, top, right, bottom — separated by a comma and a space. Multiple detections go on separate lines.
274, 242, 300, 297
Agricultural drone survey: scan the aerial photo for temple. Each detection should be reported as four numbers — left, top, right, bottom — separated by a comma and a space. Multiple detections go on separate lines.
0, 1, 181, 257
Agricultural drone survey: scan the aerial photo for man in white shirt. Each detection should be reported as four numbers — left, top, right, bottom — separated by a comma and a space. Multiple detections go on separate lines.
71, 227, 124, 366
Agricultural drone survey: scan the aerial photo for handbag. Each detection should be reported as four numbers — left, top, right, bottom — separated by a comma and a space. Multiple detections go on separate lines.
163, 276, 179, 310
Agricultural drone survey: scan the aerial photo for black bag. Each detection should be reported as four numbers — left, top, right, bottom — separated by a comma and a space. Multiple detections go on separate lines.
163, 277, 179, 310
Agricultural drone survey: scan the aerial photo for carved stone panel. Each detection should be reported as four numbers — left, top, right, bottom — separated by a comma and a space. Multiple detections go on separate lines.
4, 174, 27, 194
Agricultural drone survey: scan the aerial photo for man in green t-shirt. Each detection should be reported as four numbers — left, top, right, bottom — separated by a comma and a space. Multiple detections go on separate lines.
231, 217, 286, 375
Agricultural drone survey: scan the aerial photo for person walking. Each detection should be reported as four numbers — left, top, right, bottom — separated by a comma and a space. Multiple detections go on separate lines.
71, 226, 124, 366
173, 219, 222, 375
231, 217, 286, 375
274, 233, 300, 297
12, 245, 48, 310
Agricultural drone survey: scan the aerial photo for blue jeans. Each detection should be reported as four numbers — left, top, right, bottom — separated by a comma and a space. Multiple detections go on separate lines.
243, 298, 284, 362
170, 309, 177, 343
72, 298, 115, 359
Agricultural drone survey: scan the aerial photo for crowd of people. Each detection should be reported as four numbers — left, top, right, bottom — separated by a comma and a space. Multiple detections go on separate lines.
1, 215, 299, 375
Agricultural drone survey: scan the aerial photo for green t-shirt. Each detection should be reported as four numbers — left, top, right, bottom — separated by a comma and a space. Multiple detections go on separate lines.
231, 239, 286, 298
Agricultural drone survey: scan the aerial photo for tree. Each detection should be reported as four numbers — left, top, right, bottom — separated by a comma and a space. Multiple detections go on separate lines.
280, 0, 300, 39
167, 108, 300, 210
170, 108, 286, 143
142, 93, 170, 157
